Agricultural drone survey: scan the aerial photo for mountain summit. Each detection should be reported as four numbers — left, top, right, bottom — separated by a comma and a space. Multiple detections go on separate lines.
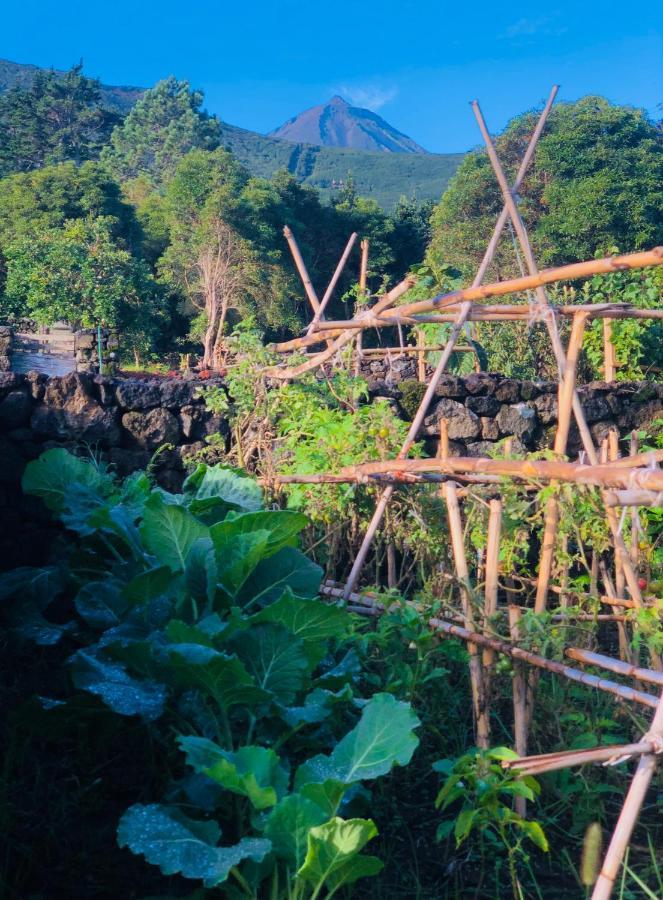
268, 95, 428, 154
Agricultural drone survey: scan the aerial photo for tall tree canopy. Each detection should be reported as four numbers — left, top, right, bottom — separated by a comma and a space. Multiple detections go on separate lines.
0, 64, 119, 177
3, 216, 164, 349
427, 97, 663, 282
101, 77, 221, 183
0, 161, 142, 249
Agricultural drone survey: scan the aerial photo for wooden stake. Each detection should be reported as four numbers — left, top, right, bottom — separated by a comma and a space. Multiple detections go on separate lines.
359, 239, 369, 296
592, 691, 663, 899
535, 312, 589, 612
444, 481, 489, 748
603, 318, 616, 382
417, 328, 426, 382
508, 604, 529, 816
308, 232, 357, 332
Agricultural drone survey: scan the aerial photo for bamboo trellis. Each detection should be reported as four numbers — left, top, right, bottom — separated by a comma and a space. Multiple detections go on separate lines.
261, 90, 663, 898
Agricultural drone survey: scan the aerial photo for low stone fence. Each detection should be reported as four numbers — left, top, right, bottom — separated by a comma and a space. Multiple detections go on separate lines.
1, 366, 662, 568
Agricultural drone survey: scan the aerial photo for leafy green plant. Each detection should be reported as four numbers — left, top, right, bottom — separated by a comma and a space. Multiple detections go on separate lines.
434, 748, 548, 900
1, 448, 421, 898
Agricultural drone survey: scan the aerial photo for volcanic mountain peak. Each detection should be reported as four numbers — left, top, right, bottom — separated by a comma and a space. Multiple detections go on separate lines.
268, 95, 428, 154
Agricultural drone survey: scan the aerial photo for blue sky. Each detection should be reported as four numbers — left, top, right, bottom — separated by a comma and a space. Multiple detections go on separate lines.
3, 0, 661, 153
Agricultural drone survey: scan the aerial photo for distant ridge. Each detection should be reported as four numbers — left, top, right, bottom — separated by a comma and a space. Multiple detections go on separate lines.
0, 59, 463, 209
0, 58, 143, 114
269, 95, 428, 154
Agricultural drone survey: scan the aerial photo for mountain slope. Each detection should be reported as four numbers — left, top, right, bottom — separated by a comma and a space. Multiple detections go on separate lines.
0, 59, 463, 209
0, 58, 142, 114
269, 95, 427, 153
220, 122, 462, 209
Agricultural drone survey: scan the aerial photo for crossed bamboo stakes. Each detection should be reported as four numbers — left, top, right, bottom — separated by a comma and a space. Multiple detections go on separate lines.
265, 89, 663, 899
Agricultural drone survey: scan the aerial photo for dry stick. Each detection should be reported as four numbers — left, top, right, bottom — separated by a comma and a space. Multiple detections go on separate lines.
354, 240, 369, 374
342, 302, 472, 598
444, 481, 490, 748
603, 318, 616, 382
283, 225, 323, 317
535, 312, 589, 612
335, 457, 663, 491
601, 561, 634, 664
340, 96, 560, 597
483, 498, 502, 690
417, 329, 426, 382
502, 740, 662, 777
629, 432, 641, 567
308, 232, 357, 332
508, 605, 529, 816
264, 276, 415, 379
565, 649, 663, 688
428, 619, 660, 709
315, 303, 663, 331
368, 249, 663, 321
592, 690, 663, 900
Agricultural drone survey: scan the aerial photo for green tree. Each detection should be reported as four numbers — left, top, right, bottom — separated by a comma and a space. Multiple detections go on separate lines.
427, 96, 663, 282
0, 64, 119, 177
389, 197, 434, 279
0, 161, 142, 249
3, 216, 165, 355
101, 77, 221, 183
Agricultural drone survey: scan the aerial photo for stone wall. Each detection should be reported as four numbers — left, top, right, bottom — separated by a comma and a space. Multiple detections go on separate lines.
0, 371, 228, 568
360, 357, 663, 457
0, 326, 12, 372
1, 365, 662, 569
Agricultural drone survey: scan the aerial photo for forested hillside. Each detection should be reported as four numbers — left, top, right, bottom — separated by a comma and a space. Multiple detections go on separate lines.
0, 58, 462, 210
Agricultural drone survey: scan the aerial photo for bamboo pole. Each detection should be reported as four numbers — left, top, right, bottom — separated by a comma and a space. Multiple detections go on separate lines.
603, 319, 616, 382
314, 304, 663, 331
508, 604, 529, 816
483, 499, 502, 677
428, 619, 660, 709
264, 276, 415, 379
444, 481, 490, 748
332, 457, 663, 492
535, 311, 589, 612
359, 239, 369, 295
502, 740, 661, 777
565, 649, 663, 688
592, 691, 663, 899
629, 433, 642, 567
283, 225, 322, 316
385, 249, 663, 320
417, 328, 426, 382
342, 302, 472, 598
308, 232, 357, 332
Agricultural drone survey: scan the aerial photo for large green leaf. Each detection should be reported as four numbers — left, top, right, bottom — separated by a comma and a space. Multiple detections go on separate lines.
167, 645, 270, 710
0, 565, 72, 645
184, 538, 218, 604
298, 781, 348, 818
296, 693, 420, 788
75, 580, 131, 630
117, 804, 270, 888
212, 530, 271, 598
179, 737, 287, 810
251, 591, 350, 643
22, 448, 114, 513
210, 510, 308, 559
69, 650, 167, 720
279, 685, 353, 728
263, 795, 328, 869
297, 817, 382, 891
187, 466, 263, 515
140, 494, 209, 572
236, 547, 323, 608
123, 567, 173, 605
232, 624, 309, 704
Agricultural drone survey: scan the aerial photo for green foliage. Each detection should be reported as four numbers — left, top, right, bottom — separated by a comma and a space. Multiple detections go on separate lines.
428, 96, 663, 282
577, 266, 663, 380
101, 76, 221, 184
2, 448, 421, 898
434, 748, 548, 899
3, 216, 166, 350
0, 64, 119, 177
